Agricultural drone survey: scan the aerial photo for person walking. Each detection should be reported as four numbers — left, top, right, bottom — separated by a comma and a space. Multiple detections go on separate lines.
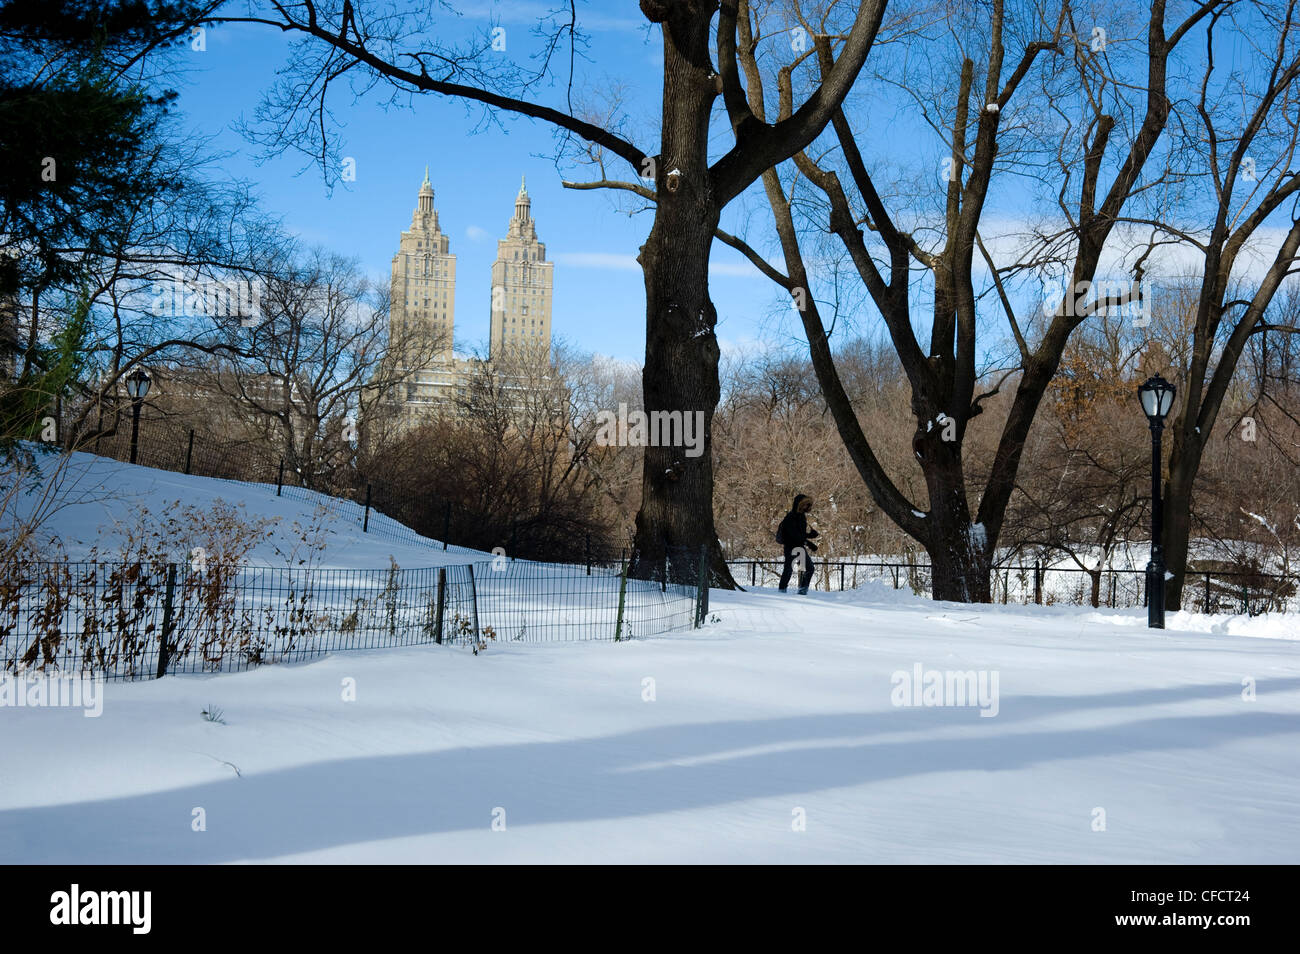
777, 494, 819, 594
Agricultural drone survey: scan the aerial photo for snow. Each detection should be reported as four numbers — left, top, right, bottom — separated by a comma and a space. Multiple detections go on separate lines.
3, 452, 1299, 863
2, 580, 1297, 863
6, 450, 486, 568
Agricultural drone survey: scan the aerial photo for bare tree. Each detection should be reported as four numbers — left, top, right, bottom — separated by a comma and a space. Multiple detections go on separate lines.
360, 340, 617, 558
1153, 0, 1300, 607
210, 0, 889, 585
1007, 331, 1151, 606
725, 0, 1220, 600
219, 246, 442, 491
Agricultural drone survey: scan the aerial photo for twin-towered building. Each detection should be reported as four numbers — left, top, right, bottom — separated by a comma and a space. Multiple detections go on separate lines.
489, 176, 554, 355
387, 169, 554, 418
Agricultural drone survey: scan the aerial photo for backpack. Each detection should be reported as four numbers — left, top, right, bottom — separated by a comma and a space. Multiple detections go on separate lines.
774, 520, 786, 545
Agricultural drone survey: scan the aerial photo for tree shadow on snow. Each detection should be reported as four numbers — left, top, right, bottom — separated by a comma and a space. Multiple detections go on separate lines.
4, 676, 1300, 862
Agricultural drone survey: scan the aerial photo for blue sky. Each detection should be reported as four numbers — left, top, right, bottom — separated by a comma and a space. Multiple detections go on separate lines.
167, 3, 795, 364
163, 2, 1281, 371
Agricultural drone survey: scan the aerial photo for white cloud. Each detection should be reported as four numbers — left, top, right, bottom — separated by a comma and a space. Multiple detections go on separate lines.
971, 217, 1297, 284
710, 260, 770, 277
466, 225, 490, 241
553, 251, 640, 270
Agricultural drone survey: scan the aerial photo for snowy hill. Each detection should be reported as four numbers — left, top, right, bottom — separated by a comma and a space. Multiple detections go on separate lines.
6, 450, 487, 568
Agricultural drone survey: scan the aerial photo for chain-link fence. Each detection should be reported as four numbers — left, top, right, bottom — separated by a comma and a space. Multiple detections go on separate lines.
2, 551, 707, 681
730, 557, 1298, 614
475, 550, 699, 643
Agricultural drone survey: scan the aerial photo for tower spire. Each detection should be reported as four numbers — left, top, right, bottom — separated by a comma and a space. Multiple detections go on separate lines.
416, 166, 435, 218
513, 175, 532, 229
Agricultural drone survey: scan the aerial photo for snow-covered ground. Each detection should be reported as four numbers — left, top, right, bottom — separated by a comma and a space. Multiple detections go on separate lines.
2, 581, 1296, 863
2, 451, 1297, 863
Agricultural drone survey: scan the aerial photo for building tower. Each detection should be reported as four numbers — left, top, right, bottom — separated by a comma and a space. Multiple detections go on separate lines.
489, 177, 554, 359
391, 167, 456, 366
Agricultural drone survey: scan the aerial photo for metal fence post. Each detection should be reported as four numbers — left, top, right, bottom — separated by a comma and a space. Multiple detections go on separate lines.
467, 564, 481, 643
276, 458, 284, 496
614, 554, 629, 641
442, 500, 451, 551
1034, 561, 1043, 604
434, 567, 446, 644
695, 545, 709, 627
585, 534, 592, 576
840, 562, 845, 591
156, 562, 178, 679
1204, 572, 1211, 613
184, 429, 194, 475
362, 483, 372, 533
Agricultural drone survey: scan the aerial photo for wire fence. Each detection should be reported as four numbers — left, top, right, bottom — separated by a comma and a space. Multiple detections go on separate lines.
1, 550, 707, 681
731, 558, 1299, 615
476, 550, 700, 644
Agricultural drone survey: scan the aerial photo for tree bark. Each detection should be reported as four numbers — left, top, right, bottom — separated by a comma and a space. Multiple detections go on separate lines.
630, 2, 732, 586
918, 435, 993, 602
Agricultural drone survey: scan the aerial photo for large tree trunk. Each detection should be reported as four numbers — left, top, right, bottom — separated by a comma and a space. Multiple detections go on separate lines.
927, 531, 994, 602
917, 433, 992, 602
633, 215, 730, 585
630, 2, 735, 587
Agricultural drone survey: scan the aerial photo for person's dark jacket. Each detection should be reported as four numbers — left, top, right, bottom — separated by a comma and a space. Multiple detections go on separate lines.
778, 495, 819, 550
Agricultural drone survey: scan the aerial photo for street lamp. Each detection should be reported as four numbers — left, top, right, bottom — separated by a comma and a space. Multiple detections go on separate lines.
125, 367, 152, 465
1137, 373, 1176, 629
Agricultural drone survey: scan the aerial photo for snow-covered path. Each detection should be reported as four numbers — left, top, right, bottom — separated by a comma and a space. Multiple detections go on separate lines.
3, 582, 1297, 864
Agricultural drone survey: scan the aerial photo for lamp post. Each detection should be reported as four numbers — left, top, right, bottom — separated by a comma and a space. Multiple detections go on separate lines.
1137, 373, 1176, 629
125, 367, 151, 465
